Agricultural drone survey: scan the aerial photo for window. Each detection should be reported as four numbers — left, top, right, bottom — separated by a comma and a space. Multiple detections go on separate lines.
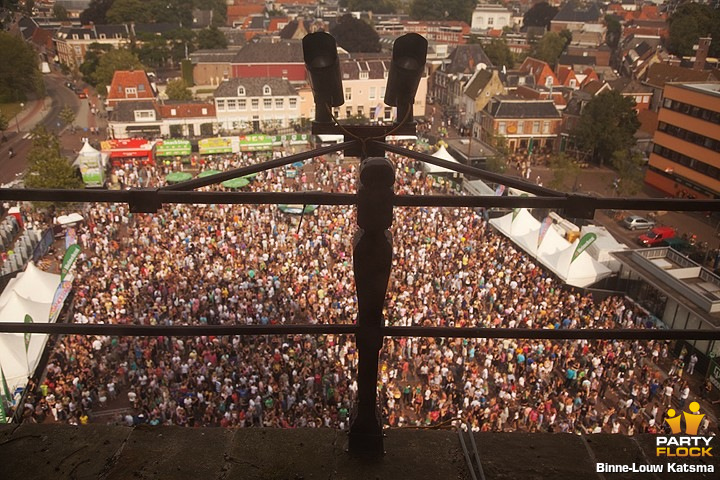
358, 106, 364, 116
275, 99, 284, 109
542, 121, 550, 134
251, 99, 259, 110
498, 122, 506, 135
289, 98, 297, 109
238, 99, 246, 110
138, 84, 145, 92
216, 99, 226, 111
517, 121, 523, 134
201, 108, 207, 115
360, 71, 368, 80
569, 79, 577, 88
99, 34, 106, 39
125, 87, 137, 96
264, 98, 272, 109
170, 109, 177, 116
345, 87, 352, 101
263, 85, 272, 95
532, 121, 540, 134
545, 76, 553, 87
133, 110, 155, 121
488, 17, 494, 25
346, 106, 352, 118
282, 70, 288, 79
237, 86, 245, 96
227, 99, 237, 110
380, 87, 386, 99
369, 87, 376, 100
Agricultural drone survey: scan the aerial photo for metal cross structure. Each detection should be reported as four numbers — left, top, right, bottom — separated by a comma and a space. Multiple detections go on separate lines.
0, 33, 719, 455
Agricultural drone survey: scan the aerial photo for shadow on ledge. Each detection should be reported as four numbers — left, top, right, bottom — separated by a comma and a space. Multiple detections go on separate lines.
0, 425, 718, 479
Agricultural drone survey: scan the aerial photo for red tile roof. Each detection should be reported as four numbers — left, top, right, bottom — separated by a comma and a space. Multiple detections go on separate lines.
107, 70, 155, 102
158, 103, 216, 118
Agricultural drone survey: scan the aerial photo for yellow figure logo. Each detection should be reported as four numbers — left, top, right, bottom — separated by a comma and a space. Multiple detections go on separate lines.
665, 402, 705, 435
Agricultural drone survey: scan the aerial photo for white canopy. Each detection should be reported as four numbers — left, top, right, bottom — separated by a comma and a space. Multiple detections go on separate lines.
0, 263, 62, 395
55, 212, 84, 226
424, 145, 461, 175
490, 209, 612, 287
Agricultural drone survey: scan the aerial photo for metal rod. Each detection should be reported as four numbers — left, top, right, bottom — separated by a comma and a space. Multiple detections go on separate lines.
160, 140, 358, 191
467, 422, 487, 480
0, 323, 718, 340
157, 191, 357, 206
379, 141, 565, 197
0, 323, 357, 336
383, 326, 720, 340
457, 427, 478, 480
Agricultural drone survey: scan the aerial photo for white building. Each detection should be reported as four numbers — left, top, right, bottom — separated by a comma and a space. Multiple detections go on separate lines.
213, 78, 301, 133
471, 4, 513, 32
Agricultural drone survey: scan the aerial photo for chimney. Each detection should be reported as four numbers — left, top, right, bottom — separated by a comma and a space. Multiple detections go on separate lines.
693, 36, 711, 71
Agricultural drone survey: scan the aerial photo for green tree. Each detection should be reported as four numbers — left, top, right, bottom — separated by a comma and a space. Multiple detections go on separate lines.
330, 14, 380, 53
136, 34, 171, 69
547, 153, 581, 191
165, 79, 192, 100
668, 3, 720, 57
79, 43, 113, 84
106, 0, 153, 24
604, 15, 621, 50
341, 0, 397, 14
0, 111, 8, 137
194, 0, 227, 26
570, 90, 640, 166
59, 106, 76, 132
92, 48, 145, 93
410, 0, 475, 23
0, 32, 42, 103
197, 26, 227, 49
523, 2, 558, 29
79, 0, 113, 25
483, 38, 514, 69
530, 31, 566, 65
610, 150, 644, 196
53, 4, 69, 20
25, 127, 83, 198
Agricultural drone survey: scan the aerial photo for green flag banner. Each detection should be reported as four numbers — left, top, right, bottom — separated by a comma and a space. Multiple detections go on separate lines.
571, 232, 597, 263
60, 244, 81, 281
1, 364, 11, 423
23, 314, 33, 354
512, 194, 529, 222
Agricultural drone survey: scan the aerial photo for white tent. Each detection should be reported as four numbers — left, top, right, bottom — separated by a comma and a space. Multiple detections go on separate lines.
0, 263, 62, 395
424, 145, 461, 175
55, 213, 84, 226
0, 262, 61, 307
489, 209, 612, 287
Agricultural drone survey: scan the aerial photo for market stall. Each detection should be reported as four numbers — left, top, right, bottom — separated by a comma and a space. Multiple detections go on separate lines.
101, 138, 155, 167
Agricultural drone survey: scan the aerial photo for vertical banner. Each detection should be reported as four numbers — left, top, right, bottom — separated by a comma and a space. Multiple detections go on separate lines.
60, 244, 81, 281
48, 279, 74, 324
65, 227, 77, 249
537, 216, 553, 248
571, 232, 597, 263
23, 314, 33, 354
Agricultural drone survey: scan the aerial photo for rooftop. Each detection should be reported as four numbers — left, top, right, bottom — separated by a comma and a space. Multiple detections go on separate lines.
675, 82, 720, 97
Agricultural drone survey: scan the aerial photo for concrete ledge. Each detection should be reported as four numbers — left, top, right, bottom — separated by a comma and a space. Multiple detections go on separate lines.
0, 426, 717, 479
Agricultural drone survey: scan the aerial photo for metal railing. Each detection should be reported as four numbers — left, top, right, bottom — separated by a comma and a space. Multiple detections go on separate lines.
1, 135, 720, 454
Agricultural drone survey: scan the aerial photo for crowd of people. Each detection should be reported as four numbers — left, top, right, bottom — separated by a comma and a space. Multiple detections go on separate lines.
11, 145, 716, 436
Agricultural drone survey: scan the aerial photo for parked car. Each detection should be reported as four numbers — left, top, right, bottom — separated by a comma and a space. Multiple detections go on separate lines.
638, 226, 677, 247
622, 215, 655, 230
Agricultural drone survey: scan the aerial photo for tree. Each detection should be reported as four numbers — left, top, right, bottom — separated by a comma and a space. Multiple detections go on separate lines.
106, 0, 153, 24
53, 4, 69, 20
530, 31, 566, 65
330, 14, 380, 53
604, 15, 621, 50
0, 32, 42, 103
79, 0, 114, 24
668, 3, 720, 57
92, 48, 146, 94
59, 106, 76, 132
197, 26, 227, 50
79, 42, 113, 84
165, 79, 192, 101
25, 126, 83, 198
610, 150, 644, 196
483, 39, 514, 69
523, 2, 558, 30
570, 90, 640, 166
136, 34, 171, 69
0, 111, 8, 137
341, 0, 397, 14
194, 0, 227, 26
410, 0, 475, 23
547, 153, 581, 191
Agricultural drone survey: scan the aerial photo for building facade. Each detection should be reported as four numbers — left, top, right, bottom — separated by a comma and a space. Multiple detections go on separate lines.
470, 4, 512, 32
213, 77, 301, 133
54, 25, 130, 68
645, 82, 720, 199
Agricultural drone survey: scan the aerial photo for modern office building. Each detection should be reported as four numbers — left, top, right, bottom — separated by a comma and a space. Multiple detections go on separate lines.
645, 82, 720, 199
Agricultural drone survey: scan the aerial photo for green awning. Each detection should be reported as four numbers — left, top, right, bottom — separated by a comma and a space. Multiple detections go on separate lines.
221, 177, 250, 189
165, 172, 193, 183
278, 204, 318, 215
198, 169, 222, 178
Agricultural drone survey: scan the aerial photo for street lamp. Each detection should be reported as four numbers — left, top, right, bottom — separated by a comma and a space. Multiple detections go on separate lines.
15, 103, 24, 133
